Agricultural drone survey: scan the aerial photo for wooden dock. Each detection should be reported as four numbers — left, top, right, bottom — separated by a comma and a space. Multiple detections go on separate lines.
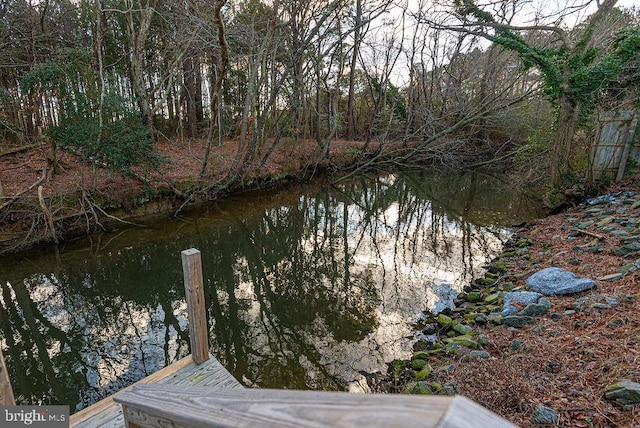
70, 353, 242, 427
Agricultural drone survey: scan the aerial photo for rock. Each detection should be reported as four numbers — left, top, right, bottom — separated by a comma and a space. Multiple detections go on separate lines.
442, 382, 460, 395
443, 335, 480, 350
388, 359, 408, 378
590, 303, 612, 310
596, 216, 615, 227
487, 313, 503, 324
509, 339, 524, 351
604, 380, 640, 405
543, 191, 570, 212
412, 352, 430, 361
476, 278, 497, 286
453, 323, 473, 334
428, 382, 443, 392
461, 350, 490, 361
577, 220, 594, 229
604, 296, 620, 306
476, 334, 488, 346
474, 313, 488, 324
587, 194, 615, 205
486, 261, 508, 274
465, 291, 481, 302
615, 242, 640, 256
484, 293, 501, 304
526, 267, 597, 296
502, 291, 544, 316
437, 364, 455, 373
611, 230, 629, 237
411, 359, 428, 370
430, 282, 459, 314
521, 303, 549, 316
532, 404, 559, 425
413, 364, 433, 380
403, 381, 432, 395
538, 298, 552, 309
502, 315, 535, 328
436, 314, 453, 328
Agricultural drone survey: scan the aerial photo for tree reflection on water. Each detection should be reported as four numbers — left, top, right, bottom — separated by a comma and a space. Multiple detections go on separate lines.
0, 170, 540, 412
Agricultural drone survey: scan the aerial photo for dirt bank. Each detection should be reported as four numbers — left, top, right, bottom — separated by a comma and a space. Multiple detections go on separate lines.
0, 138, 378, 254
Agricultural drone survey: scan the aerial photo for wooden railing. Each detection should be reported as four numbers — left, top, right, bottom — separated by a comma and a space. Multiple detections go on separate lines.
114, 384, 516, 428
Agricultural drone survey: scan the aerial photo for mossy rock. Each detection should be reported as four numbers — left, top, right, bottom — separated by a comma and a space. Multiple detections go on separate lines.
465, 291, 482, 302
411, 359, 428, 370
412, 364, 433, 380
501, 282, 515, 292
436, 313, 454, 328
412, 351, 430, 361
604, 380, 640, 405
485, 272, 499, 279
516, 238, 533, 247
487, 261, 509, 274
443, 334, 480, 350
388, 359, 408, 378
403, 381, 433, 395
475, 278, 497, 286
429, 382, 443, 392
476, 334, 488, 346
484, 293, 501, 304
453, 323, 473, 334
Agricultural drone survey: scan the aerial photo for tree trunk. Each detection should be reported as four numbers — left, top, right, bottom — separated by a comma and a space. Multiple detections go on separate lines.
198, 0, 229, 179
551, 95, 582, 187
126, 1, 155, 136
347, 0, 362, 141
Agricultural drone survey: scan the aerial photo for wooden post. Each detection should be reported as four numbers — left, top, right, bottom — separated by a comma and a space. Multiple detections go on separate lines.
0, 348, 15, 405
181, 248, 209, 365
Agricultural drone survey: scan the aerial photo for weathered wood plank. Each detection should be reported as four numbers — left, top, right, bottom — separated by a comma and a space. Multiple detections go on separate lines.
181, 248, 209, 365
0, 348, 15, 405
439, 395, 516, 428
115, 385, 516, 428
70, 353, 241, 427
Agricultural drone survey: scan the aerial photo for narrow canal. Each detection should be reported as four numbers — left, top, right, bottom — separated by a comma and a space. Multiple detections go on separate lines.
0, 170, 542, 412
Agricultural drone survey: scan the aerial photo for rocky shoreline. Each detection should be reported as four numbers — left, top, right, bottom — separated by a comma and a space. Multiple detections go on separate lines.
369, 185, 640, 427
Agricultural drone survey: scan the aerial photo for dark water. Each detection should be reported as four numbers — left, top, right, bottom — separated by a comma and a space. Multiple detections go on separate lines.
0, 170, 541, 412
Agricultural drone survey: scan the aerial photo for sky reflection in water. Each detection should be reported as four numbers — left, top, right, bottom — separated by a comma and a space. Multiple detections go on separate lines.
0, 170, 540, 412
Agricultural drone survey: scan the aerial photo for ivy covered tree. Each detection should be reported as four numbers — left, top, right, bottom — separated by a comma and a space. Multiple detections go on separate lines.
450, 0, 640, 186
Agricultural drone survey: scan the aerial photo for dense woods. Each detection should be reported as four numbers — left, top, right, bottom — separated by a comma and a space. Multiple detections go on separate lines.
0, 0, 639, 193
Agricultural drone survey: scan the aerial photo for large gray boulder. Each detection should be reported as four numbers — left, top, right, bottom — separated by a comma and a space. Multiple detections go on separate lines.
526, 267, 596, 296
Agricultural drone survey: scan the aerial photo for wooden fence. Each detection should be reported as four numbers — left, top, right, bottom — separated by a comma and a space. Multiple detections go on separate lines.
589, 111, 639, 182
